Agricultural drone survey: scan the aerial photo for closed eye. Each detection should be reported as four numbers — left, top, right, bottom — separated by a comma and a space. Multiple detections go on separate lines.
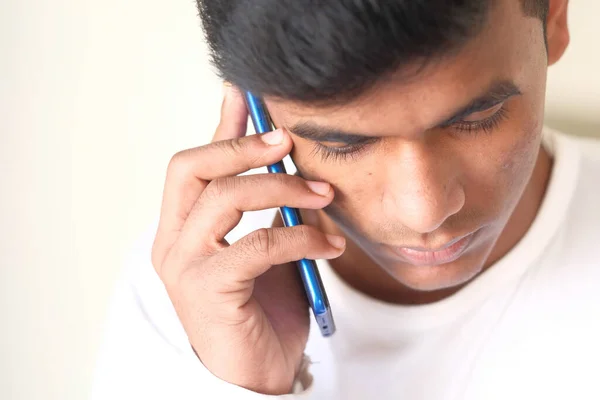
310, 138, 378, 163
450, 101, 509, 135
309, 100, 510, 162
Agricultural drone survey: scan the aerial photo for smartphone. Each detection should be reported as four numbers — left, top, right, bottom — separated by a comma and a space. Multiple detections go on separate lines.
244, 91, 336, 337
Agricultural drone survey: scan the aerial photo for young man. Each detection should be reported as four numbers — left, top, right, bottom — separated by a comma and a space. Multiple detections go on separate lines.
92, 0, 600, 398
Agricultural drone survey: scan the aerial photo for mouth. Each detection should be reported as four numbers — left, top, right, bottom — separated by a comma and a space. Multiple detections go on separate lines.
387, 231, 476, 267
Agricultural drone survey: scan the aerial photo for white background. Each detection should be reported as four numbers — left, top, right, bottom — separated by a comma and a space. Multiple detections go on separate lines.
1, 1, 599, 399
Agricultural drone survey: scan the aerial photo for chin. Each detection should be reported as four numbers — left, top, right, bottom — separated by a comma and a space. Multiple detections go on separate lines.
382, 256, 487, 293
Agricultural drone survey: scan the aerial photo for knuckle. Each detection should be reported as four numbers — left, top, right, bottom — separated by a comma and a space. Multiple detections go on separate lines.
214, 137, 244, 159
272, 172, 289, 186
278, 174, 305, 193
262, 173, 292, 194
167, 149, 192, 177
228, 137, 246, 155
215, 138, 260, 170
203, 177, 232, 202
287, 173, 304, 184
220, 137, 271, 168
246, 152, 266, 169
295, 224, 313, 245
245, 142, 271, 166
247, 228, 273, 259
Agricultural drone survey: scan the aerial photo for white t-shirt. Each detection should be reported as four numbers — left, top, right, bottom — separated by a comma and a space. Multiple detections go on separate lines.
91, 128, 600, 400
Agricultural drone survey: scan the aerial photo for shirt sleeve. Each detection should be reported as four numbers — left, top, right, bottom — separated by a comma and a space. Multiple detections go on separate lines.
89, 225, 317, 400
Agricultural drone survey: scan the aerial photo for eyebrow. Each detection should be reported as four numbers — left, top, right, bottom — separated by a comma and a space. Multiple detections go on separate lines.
287, 80, 522, 143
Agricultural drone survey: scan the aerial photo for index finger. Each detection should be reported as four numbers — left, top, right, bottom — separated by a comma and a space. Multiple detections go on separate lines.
152, 85, 290, 267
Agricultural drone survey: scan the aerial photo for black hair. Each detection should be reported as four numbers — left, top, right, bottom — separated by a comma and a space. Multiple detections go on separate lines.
197, 0, 549, 104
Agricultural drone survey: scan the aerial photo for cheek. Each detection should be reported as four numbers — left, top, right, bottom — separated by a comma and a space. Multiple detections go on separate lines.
291, 141, 379, 201
291, 145, 382, 229
497, 98, 544, 186
464, 116, 542, 219
500, 126, 540, 177
332, 171, 380, 217
326, 171, 384, 239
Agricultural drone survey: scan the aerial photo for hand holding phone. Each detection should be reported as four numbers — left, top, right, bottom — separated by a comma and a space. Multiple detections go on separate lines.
244, 91, 336, 338
151, 85, 344, 395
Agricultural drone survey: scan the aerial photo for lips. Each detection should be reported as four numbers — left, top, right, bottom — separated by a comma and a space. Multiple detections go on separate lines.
389, 232, 475, 266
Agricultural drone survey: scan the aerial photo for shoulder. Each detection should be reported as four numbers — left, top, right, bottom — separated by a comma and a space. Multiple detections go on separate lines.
555, 131, 600, 237
569, 132, 600, 162
539, 129, 600, 298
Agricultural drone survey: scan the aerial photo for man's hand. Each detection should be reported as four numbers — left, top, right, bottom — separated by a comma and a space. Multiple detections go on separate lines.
151, 85, 346, 395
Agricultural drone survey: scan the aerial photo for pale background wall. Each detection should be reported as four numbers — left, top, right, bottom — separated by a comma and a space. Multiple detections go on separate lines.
1, 0, 598, 399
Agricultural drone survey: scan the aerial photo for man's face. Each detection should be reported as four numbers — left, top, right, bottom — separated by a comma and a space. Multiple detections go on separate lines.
265, 0, 566, 293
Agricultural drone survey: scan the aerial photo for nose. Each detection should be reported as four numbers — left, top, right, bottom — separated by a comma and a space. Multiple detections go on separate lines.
382, 140, 465, 234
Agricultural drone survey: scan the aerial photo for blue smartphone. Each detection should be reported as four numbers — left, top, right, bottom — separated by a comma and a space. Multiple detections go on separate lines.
244, 91, 336, 337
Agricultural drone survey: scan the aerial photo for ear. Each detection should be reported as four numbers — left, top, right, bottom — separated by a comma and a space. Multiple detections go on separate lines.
546, 0, 570, 65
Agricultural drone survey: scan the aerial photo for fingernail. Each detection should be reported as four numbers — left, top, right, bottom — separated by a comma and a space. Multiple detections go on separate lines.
306, 181, 331, 196
261, 129, 284, 145
325, 234, 346, 249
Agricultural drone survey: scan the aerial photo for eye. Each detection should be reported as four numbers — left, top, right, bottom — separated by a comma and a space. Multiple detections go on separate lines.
311, 139, 377, 163
452, 102, 508, 134
462, 102, 504, 122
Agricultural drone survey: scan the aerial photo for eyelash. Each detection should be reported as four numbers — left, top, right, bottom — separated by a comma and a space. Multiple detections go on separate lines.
312, 104, 509, 163
311, 141, 371, 163
451, 104, 509, 135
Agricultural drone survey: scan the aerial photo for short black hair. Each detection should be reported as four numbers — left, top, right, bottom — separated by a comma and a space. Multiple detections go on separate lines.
197, 0, 548, 104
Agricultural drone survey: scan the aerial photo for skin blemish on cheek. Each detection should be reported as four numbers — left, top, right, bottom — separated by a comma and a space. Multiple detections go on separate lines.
500, 142, 524, 174
498, 130, 539, 187
501, 161, 512, 170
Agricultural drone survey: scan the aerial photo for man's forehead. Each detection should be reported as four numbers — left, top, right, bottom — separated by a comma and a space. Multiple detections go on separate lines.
266, 48, 518, 133
270, 79, 520, 142
265, 1, 530, 138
